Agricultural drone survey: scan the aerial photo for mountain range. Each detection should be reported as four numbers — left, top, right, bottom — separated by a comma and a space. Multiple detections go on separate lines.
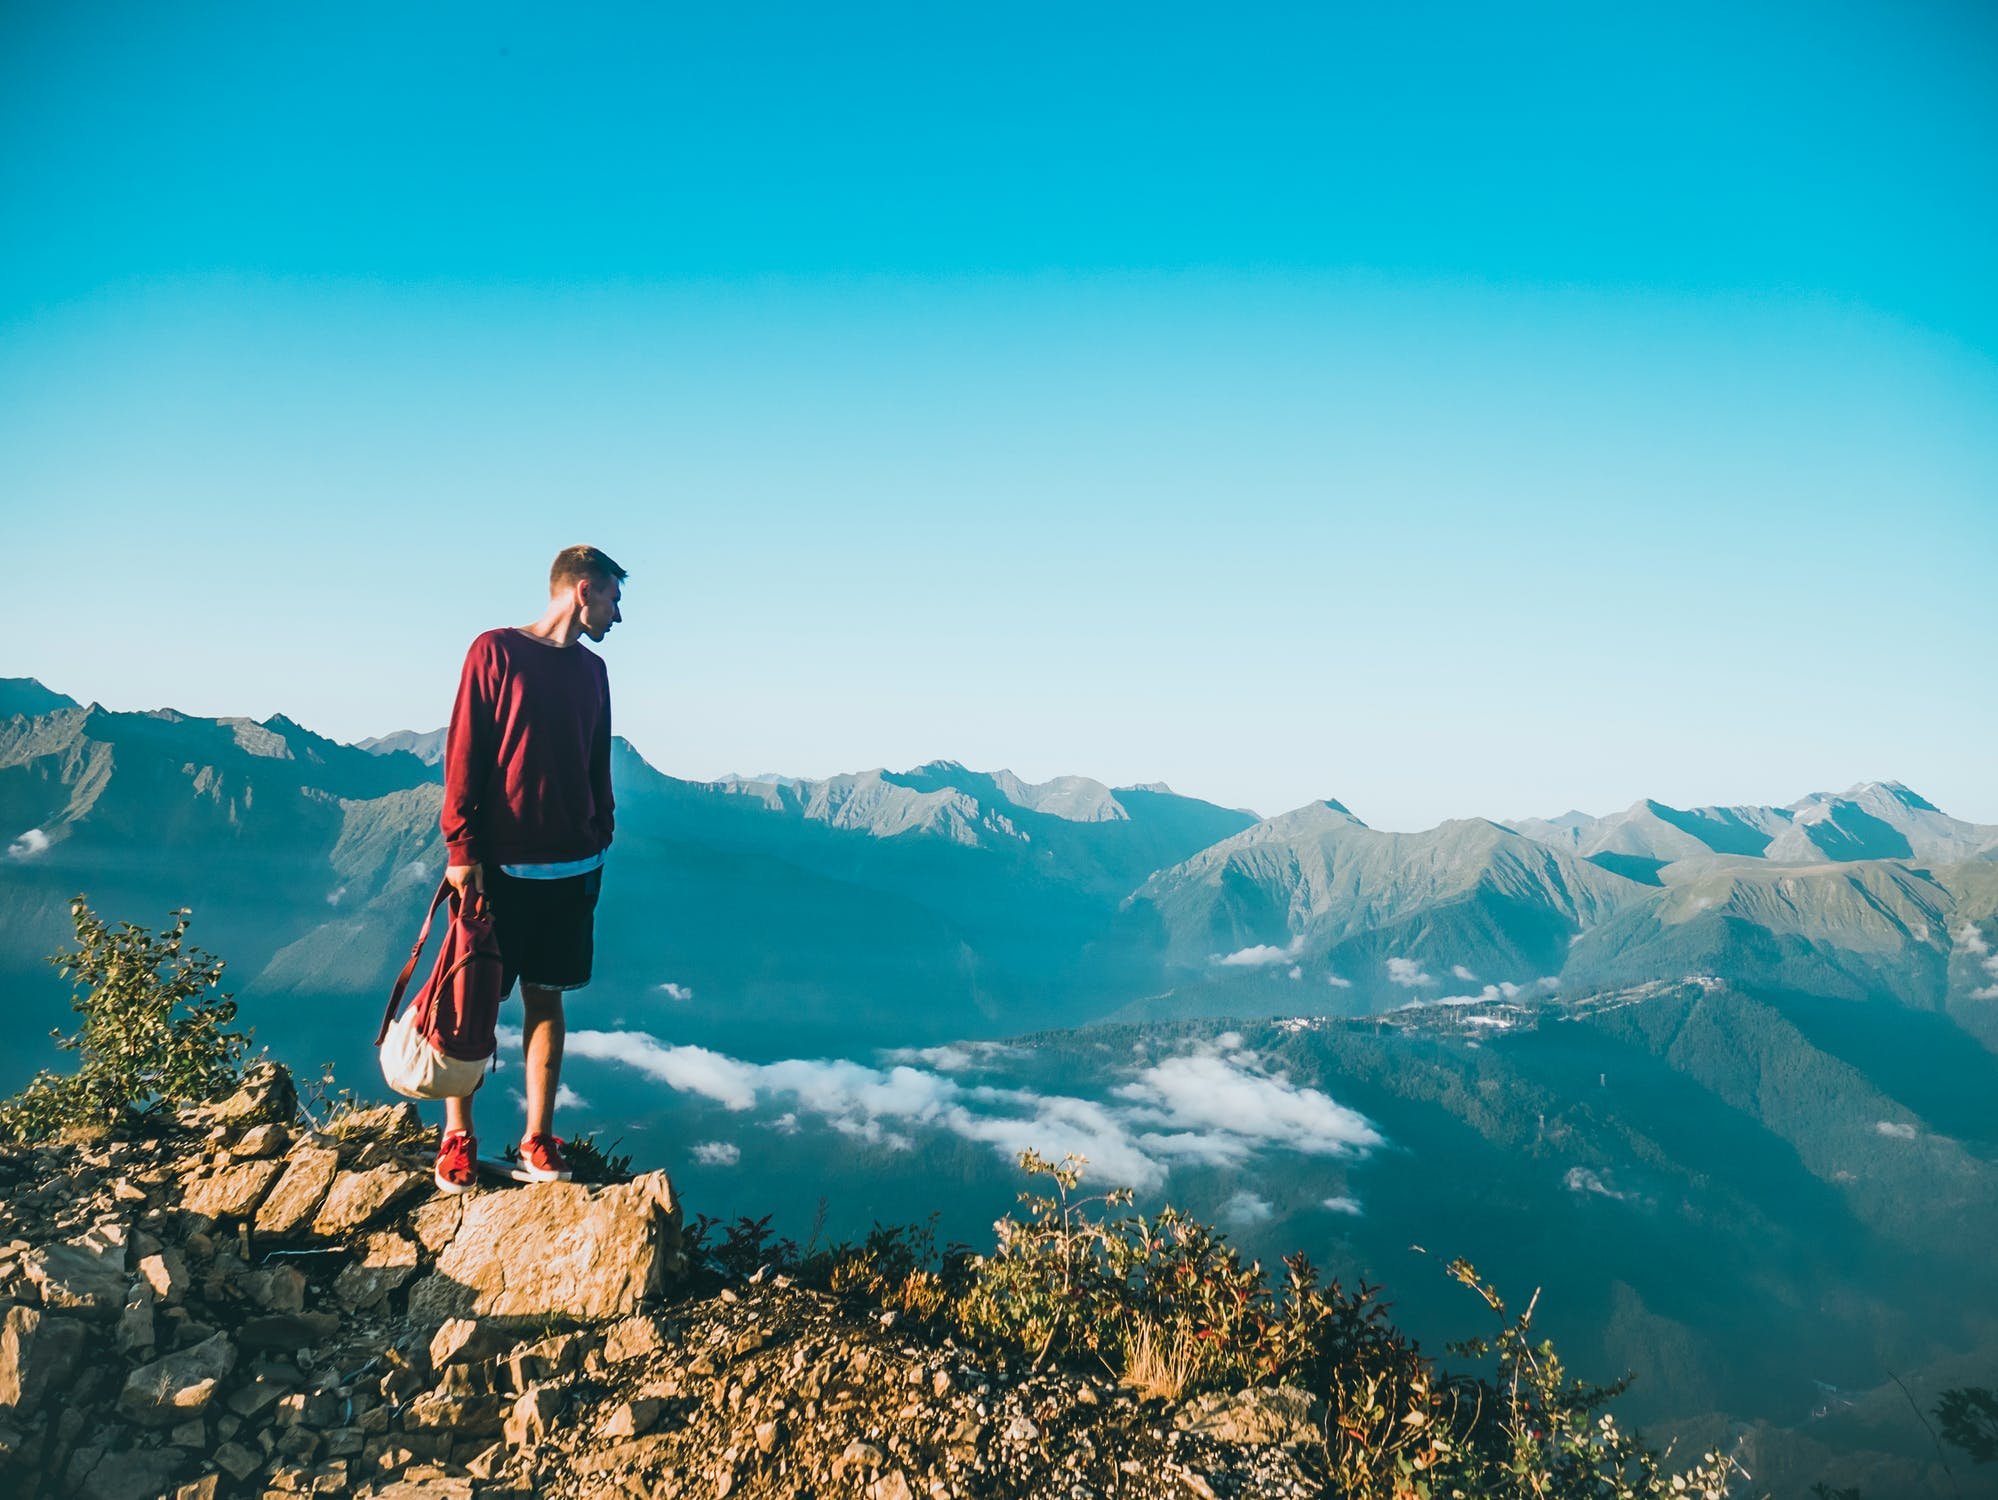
4, 675, 1997, 1492
4, 676, 1995, 1067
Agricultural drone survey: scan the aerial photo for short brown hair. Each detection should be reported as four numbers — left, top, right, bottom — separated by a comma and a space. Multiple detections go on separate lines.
550, 545, 627, 595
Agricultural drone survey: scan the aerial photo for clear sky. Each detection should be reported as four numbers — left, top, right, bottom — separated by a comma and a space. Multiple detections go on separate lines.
3, 2, 1994, 829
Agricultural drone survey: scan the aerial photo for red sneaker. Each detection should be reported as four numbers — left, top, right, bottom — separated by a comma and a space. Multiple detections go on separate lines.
435, 1130, 477, 1195
516, 1134, 573, 1183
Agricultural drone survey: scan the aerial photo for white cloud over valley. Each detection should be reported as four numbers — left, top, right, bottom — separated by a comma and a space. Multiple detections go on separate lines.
1386, 957, 1434, 987
6, 828, 50, 860
566, 1028, 1385, 1192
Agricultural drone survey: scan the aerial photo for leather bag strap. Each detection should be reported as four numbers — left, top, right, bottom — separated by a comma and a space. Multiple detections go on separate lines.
376, 878, 466, 1047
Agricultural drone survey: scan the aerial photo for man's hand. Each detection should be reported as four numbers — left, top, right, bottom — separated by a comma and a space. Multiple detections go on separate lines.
446, 862, 485, 899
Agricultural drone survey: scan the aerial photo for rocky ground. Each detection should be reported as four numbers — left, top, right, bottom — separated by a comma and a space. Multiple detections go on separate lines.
0, 1066, 1330, 1499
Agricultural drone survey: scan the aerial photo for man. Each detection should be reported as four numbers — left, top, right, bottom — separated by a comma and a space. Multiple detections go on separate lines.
434, 545, 625, 1193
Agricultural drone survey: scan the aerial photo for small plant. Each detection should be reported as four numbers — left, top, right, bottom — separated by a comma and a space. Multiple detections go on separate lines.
1443, 1258, 1744, 1499
0, 898, 249, 1142
686, 1212, 802, 1280
297, 1061, 363, 1133
563, 1131, 635, 1184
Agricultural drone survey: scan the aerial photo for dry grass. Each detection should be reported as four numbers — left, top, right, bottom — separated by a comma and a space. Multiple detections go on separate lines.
1118, 1317, 1203, 1403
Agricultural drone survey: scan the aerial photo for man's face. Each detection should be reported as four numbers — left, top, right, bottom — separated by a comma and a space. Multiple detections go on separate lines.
580, 576, 623, 642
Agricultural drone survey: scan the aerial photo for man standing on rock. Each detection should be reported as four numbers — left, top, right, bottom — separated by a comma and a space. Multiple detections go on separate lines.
435, 545, 625, 1193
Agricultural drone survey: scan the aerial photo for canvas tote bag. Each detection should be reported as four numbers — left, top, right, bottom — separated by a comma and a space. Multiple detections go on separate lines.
375, 878, 505, 1099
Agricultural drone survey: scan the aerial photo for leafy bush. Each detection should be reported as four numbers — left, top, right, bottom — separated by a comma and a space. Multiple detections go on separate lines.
824, 1151, 1746, 1500
0, 899, 249, 1143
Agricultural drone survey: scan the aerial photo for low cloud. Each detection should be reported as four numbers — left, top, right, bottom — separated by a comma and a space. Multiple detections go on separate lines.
1321, 1195, 1363, 1216
1221, 1191, 1273, 1227
882, 1042, 1027, 1072
1287, 965, 1303, 981
569, 1028, 1384, 1193
1874, 1121, 1918, 1141
1956, 924, 1991, 957
655, 982, 695, 1002
1114, 1044, 1383, 1158
1562, 1166, 1631, 1201
1386, 957, 1434, 988
556, 1083, 589, 1110
1216, 936, 1304, 968
1451, 964, 1478, 982
1325, 974, 1352, 989
692, 1141, 741, 1166
5, 828, 50, 860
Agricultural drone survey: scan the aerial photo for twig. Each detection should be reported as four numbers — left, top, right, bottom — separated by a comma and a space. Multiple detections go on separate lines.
1887, 1368, 1959, 1497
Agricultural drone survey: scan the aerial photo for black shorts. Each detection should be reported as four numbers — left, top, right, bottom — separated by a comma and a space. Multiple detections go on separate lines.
484, 866, 602, 997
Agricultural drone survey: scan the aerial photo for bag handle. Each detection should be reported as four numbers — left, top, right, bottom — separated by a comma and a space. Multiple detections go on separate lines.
375, 878, 487, 1046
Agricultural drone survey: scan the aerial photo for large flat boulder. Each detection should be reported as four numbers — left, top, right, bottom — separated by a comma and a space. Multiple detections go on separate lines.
254, 1145, 340, 1237
181, 1159, 285, 1221
408, 1171, 681, 1325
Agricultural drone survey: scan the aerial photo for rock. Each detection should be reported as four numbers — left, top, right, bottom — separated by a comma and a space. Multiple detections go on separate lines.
752, 1416, 779, 1452
311, 1163, 428, 1237
71, 1444, 188, 1500
604, 1312, 670, 1363
119, 1331, 237, 1425
429, 1317, 510, 1371
190, 1060, 297, 1126
333, 1230, 419, 1310
116, 1289, 156, 1354
23, 1221, 128, 1317
602, 1398, 664, 1438
175, 1476, 222, 1500
0, 1305, 86, 1413
504, 1383, 562, 1449
181, 1159, 285, 1220
236, 1123, 291, 1158
243, 1263, 308, 1313
868, 1471, 915, 1500
1173, 1384, 1326, 1446
836, 1439, 886, 1476
507, 1332, 593, 1388
138, 1247, 189, 1304
408, 1170, 681, 1323
255, 1146, 341, 1237
403, 1392, 506, 1434
237, 1311, 340, 1350
1005, 1414, 1040, 1443
410, 1194, 462, 1254
212, 1440, 261, 1480
328, 1101, 425, 1143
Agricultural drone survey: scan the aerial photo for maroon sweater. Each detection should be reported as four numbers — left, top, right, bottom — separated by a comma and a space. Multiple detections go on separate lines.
442, 628, 614, 866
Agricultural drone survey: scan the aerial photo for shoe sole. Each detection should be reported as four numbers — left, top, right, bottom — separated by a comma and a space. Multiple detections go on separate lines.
433, 1168, 477, 1195
511, 1165, 573, 1183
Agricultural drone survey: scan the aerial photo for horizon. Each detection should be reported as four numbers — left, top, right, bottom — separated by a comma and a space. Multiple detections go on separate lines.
4, 4, 1994, 831
9, 671, 1979, 835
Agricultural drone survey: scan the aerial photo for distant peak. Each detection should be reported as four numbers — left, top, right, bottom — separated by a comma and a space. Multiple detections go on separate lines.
1849, 779, 1938, 813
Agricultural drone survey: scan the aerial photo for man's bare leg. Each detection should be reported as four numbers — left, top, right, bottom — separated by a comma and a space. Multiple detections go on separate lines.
445, 1091, 475, 1142
521, 983, 566, 1140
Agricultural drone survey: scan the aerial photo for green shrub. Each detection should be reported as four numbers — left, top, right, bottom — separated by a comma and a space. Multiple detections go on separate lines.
0, 898, 249, 1143
925, 1152, 1746, 1500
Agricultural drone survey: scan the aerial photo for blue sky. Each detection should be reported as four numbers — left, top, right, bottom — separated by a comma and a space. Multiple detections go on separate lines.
3, 2, 1994, 828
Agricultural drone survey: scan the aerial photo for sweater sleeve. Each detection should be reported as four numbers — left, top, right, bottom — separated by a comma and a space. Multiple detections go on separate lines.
441, 637, 501, 864
591, 662, 615, 849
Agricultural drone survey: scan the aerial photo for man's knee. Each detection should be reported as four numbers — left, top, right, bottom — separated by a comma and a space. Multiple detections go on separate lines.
521, 984, 565, 1020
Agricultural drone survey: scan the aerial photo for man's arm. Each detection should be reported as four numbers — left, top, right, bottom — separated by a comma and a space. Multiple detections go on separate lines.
442, 637, 500, 882
591, 663, 614, 850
